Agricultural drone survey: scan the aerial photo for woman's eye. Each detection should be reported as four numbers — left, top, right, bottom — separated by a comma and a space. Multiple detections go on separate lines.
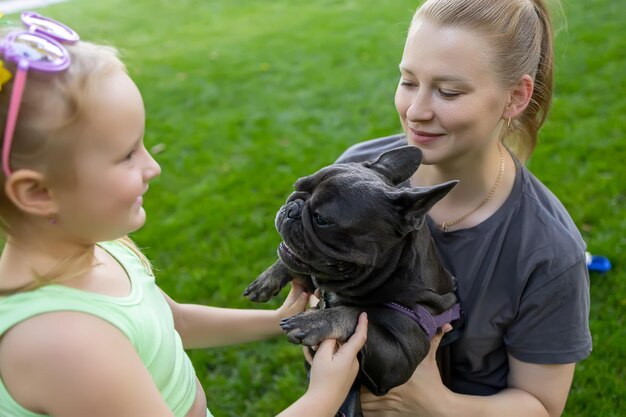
439, 89, 460, 99
314, 212, 331, 226
400, 79, 416, 88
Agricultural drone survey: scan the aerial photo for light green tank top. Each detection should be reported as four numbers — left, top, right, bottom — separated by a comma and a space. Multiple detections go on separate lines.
0, 240, 212, 417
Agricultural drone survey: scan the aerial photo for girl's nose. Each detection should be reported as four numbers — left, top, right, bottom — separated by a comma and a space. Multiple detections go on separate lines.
143, 149, 161, 180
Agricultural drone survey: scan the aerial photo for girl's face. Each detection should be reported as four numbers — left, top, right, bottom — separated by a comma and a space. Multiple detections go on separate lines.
395, 19, 509, 164
53, 69, 161, 243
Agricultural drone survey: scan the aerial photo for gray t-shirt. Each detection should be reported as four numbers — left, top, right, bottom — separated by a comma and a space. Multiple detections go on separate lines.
338, 134, 592, 395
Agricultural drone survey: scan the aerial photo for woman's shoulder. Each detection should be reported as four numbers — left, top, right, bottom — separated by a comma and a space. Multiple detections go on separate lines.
493, 165, 589, 287
336, 133, 407, 163
516, 166, 586, 251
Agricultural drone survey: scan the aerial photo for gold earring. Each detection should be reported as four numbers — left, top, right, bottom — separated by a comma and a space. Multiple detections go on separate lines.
507, 117, 512, 128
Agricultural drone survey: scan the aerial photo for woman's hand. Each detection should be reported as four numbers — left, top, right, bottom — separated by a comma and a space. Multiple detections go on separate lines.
360, 324, 453, 417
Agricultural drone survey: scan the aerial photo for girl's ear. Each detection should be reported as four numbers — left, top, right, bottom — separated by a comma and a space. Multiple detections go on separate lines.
503, 74, 534, 119
4, 170, 57, 218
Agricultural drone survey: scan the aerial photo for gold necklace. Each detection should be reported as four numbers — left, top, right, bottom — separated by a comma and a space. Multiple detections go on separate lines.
439, 143, 505, 232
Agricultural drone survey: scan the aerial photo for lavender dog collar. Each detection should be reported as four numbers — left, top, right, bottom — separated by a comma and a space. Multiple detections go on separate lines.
385, 301, 461, 339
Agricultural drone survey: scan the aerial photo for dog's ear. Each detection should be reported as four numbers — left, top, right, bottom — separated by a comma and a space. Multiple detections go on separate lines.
388, 180, 458, 231
364, 146, 422, 186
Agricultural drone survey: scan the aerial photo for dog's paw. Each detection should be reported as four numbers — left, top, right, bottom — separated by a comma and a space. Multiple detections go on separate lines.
280, 311, 334, 346
244, 259, 294, 302
280, 307, 360, 346
243, 276, 282, 302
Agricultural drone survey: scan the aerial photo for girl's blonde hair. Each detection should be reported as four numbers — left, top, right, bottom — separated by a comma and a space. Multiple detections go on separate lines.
413, 0, 556, 162
0, 33, 152, 294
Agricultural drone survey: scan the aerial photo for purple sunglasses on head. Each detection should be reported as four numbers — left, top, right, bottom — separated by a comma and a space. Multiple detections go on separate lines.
0, 11, 79, 177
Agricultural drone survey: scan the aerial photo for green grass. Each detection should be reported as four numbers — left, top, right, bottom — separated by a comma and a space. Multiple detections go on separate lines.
8, 0, 625, 415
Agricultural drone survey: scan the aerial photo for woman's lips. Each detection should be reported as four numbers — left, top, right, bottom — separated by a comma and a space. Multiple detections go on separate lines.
408, 128, 445, 145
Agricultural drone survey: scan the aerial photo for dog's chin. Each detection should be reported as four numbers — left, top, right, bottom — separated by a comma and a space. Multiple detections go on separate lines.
278, 242, 360, 284
278, 242, 310, 274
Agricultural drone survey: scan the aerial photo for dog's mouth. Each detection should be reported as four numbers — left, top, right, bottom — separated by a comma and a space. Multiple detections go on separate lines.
279, 242, 358, 282
278, 242, 310, 273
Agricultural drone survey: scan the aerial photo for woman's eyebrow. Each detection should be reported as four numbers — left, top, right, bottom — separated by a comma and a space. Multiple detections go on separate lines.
399, 66, 469, 83
432, 75, 469, 82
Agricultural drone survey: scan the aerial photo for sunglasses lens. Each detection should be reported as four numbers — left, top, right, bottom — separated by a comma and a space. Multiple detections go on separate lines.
21, 12, 79, 43
13, 33, 66, 66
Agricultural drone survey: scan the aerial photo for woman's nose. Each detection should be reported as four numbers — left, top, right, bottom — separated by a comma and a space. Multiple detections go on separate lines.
406, 91, 434, 122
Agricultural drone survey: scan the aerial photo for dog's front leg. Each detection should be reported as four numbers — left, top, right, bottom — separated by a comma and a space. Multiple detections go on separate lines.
280, 306, 361, 346
358, 310, 430, 395
244, 259, 294, 302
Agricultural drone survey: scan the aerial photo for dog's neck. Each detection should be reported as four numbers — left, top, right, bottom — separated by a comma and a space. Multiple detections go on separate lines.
323, 225, 452, 306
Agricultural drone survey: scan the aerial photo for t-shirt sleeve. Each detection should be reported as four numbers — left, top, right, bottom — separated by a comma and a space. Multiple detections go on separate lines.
504, 258, 592, 364
336, 134, 407, 163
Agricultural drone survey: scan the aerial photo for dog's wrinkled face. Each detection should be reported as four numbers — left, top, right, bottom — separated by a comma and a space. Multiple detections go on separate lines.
275, 146, 456, 293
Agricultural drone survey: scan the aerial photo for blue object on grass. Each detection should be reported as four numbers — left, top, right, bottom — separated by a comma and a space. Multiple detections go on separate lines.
585, 252, 612, 273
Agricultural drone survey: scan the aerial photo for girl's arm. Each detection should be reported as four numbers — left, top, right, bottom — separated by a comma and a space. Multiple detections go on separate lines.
360, 326, 575, 417
278, 312, 368, 417
161, 283, 309, 348
0, 311, 176, 417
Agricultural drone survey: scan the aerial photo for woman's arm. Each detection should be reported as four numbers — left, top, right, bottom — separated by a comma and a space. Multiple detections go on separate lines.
360, 328, 575, 417
162, 283, 309, 348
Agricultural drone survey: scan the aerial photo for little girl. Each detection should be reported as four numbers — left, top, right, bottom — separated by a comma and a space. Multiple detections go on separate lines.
0, 12, 367, 417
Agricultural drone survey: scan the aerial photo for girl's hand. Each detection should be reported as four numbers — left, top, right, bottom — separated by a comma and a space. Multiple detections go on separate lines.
277, 314, 368, 417
307, 313, 368, 402
276, 282, 310, 320
360, 323, 453, 417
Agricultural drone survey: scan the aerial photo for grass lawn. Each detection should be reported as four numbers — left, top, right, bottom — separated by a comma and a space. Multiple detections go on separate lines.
6, 0, 624, 415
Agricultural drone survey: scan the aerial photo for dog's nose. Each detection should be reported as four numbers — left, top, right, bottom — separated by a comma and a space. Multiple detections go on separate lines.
286, 199, 303, 219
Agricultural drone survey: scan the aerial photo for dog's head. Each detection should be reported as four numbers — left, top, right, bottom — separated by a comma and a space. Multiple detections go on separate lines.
275, 146, 457, 293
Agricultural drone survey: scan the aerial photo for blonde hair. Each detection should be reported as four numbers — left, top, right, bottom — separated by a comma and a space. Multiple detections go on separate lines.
413, 0, 556, 161
0, 32, 152, 294
0, 33, 126, 184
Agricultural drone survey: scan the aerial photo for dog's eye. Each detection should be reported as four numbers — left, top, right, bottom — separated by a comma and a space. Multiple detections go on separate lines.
314, 212, 332, 226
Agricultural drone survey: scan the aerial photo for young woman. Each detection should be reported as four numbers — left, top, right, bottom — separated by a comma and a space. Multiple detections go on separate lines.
337, 0, 592, 416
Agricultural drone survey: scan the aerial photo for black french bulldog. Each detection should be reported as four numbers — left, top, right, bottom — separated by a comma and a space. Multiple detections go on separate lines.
244, 145, 460, 401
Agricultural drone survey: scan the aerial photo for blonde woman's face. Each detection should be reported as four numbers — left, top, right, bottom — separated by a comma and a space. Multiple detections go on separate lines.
53, 69, 161, 243
395, 19, 509, 164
